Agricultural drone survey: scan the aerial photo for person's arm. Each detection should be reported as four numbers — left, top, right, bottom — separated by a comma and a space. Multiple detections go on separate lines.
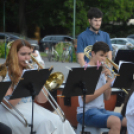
77, 35, 85, 66
35, 87, 48, 103
32, 50, 38, 57
103, 77, 112, 100
2, 87, 21, 108
108, 51, 112, 61
77, 53, 85, 67
103, 67, 113, 100
106, 33, 113, 61
84, 78, 112, 103
84, 68, 113, 103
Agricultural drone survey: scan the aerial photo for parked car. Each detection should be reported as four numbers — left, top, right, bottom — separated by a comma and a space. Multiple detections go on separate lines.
127, 34, 134, 39
110, 38, 134, 59
0, 32, 19, 43
38, 35, 74, 52
0, 32, 39, 50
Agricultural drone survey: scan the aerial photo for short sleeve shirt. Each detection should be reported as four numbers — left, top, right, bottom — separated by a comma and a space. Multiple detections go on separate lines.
126, 92, 134, 134
77, 27, 113, 62
77, 64, 106, 114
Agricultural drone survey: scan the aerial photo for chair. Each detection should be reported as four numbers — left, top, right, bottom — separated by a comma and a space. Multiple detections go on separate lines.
76, 123, 109, 134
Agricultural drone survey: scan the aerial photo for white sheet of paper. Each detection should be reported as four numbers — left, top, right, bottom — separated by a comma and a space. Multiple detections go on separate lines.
118, 60, 134, 71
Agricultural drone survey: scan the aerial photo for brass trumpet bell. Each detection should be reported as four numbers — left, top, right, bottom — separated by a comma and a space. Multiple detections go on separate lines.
45, 72, 64, 92
84, 45, 120, 78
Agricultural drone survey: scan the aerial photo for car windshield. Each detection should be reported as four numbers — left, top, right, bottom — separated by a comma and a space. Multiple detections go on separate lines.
127, 38, 134, 44
5, 33, 19, 38
6, 32, 31, 39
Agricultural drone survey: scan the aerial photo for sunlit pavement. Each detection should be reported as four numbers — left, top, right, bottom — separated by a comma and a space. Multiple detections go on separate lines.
42, 57, 80, 81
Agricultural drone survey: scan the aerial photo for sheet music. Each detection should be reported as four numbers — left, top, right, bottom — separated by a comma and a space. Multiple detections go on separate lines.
118, 60, 134, 71
111, 60, 134, 88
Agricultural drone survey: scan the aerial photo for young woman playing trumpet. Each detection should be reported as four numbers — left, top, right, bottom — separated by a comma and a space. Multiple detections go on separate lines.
0, 39, 75, 134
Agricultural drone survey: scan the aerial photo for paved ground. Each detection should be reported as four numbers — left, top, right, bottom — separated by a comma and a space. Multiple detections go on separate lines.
0, 57, 79, 82
42, 57, 80, 81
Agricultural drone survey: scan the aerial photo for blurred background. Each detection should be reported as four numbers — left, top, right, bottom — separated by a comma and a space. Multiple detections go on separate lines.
0, 0, 134, 61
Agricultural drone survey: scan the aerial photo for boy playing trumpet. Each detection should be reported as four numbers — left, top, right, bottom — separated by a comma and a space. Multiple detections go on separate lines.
77, 41, 126, 134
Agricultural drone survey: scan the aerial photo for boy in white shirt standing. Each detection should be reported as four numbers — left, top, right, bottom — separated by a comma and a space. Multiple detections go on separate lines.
77, 41, 127, 134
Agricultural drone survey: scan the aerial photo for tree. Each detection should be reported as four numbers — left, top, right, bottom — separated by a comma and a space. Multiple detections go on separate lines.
0, 0, 134, 37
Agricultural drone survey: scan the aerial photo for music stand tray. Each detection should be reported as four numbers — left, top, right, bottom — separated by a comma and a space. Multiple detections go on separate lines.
9, 68, 53, 134
62, 66, 102, 134
0, 82, 11, 102
113, 62, 134, 89
62, 66, 102, 97
10, 68, 52, 100
114, 50, 134, 72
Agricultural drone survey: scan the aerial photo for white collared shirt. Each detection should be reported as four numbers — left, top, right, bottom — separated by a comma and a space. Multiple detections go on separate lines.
126, 92, 134, 134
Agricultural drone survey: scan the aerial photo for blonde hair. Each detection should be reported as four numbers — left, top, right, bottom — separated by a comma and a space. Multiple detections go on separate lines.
6, 39, 31, 86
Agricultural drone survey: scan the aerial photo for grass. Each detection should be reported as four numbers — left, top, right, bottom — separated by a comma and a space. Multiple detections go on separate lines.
40, 52, 48, 57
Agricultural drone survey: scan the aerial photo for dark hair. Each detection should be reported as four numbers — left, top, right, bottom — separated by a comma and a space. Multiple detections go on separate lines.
87, 7, 103, 19
92, 41, 109, 53
121, 82, 134, 116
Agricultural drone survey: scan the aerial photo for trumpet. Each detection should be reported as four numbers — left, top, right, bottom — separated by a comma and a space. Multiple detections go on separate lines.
84, 45, 128, 94
1, 98, 28, 127
101, 60, 120, 79
25, 55, 66, 122
0, 64, 28, 127
84, 45, 119, 78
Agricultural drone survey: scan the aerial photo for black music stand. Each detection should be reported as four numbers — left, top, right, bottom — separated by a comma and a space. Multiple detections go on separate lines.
114, 50, 134, 72
62, 66, 102, 134
114, 50, 134, 64
113, 62, 134, 89
9, 68, 53, 134
0, 82, 12, 102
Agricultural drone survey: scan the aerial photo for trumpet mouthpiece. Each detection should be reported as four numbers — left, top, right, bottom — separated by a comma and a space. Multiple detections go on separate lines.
25, 60, 29, 64
25, 60, 32, 69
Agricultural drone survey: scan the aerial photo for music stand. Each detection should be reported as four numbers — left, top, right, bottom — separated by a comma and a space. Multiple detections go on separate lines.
114, 50, 134, 72
113, 63, 134, 89
62, 66, 102, 134
0, 82, 11, 102
9, 68, 53, 134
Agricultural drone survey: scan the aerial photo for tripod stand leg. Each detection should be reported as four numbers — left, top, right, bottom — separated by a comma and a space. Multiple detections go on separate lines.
82, 89, 87, 134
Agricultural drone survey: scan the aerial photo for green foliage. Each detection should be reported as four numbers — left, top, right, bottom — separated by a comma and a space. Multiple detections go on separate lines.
102, 24, 134, 38
0, 0, 134, 37
0, 43, 9, 58
55, 42, 77, 62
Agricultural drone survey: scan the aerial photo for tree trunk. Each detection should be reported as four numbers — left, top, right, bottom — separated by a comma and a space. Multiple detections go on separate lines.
19, 0, 27, 36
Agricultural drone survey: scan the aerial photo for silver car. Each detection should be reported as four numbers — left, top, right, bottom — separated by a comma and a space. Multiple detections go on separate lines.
110, 38, 134, 59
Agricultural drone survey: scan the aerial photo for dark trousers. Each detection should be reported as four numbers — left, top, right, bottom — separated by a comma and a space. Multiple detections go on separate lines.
0, 122, 12, 134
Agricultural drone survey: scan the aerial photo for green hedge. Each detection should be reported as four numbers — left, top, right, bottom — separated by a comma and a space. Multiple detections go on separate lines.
0, 42, 9, 58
